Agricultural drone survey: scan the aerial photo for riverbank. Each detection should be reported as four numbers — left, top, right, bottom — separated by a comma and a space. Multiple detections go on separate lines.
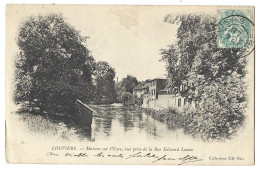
13, 108, 85, 141
143, 107, 244, 141
143, 108, 185, 128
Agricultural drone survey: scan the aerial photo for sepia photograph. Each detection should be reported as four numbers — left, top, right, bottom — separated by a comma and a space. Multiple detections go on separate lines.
5, 4, 255, 165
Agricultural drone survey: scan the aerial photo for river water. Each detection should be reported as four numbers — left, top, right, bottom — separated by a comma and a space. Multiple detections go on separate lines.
78, 104, 194, 142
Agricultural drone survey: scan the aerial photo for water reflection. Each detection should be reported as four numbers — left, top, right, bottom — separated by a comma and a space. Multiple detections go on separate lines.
78, 104, 191, 142
78, 128, 95, 141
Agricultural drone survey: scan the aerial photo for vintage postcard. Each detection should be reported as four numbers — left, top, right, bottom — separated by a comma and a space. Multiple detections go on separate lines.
5, 5, 255, 165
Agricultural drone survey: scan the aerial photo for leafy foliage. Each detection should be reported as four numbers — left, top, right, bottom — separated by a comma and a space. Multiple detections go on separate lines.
120, 92, 134, 105
115, 75, 139, 103
15, 14, 95, 115
160, 14, 248, 140
93, 61, 117, 104
120, 75, 139, 93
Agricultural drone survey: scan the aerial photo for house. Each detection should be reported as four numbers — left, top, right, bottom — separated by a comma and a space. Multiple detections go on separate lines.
135, 78, 189, 110
156, 89, 186, 110
141, 78, 167, 109
133, 84, 149, 98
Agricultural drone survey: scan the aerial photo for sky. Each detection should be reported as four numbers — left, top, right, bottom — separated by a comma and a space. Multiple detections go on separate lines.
6, 5, 217, 82
61, 6, 179, 81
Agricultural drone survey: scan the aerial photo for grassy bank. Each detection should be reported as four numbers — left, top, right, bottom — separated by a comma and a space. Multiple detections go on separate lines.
143, 108, 185, 128
143, 107, 245, 141
15, 109, 82, 140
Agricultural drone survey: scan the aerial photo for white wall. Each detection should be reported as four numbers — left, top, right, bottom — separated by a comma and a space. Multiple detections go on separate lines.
142, 94, 186, 110
158, 94, 185, 110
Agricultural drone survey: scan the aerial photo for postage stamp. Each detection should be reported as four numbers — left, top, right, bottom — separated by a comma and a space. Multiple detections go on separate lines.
217, 9, 254, 49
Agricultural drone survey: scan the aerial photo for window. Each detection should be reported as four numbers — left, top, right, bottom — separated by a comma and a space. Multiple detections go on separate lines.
178, 98, 181, 107
181, 84, 185, 91
174, 87, 179, 93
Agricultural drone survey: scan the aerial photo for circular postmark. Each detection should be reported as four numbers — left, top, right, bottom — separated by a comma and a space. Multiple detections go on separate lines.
218, 14, 254, 57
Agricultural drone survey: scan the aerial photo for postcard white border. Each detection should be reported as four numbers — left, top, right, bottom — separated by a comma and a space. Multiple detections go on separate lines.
1, 0, 259, 169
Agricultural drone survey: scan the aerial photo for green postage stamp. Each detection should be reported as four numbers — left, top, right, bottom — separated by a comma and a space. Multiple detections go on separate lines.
218, 8, 254, 49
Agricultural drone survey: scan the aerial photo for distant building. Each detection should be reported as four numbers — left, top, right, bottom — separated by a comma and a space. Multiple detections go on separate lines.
139, 78, 165, 109
133, 84, 149, 98
134, 78, 191, 110
156, 87, 186, 110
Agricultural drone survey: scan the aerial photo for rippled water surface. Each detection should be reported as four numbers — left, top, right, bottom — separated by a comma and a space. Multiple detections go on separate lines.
78, 104, 194, 142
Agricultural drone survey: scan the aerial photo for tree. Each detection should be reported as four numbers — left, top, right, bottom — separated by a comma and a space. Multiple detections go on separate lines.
93, 61, 116, 104
161, 14, 248, 140
15, 13, 95, 115
120, 92, 133, 105
114, 75, 139, 104
115, 81, 123, 103
120, 75, 139, 93
162, 14, 248, 99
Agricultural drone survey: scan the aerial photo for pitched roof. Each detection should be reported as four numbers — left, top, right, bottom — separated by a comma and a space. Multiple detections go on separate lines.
146, 78, 167, 83
133, 84, 149, 90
